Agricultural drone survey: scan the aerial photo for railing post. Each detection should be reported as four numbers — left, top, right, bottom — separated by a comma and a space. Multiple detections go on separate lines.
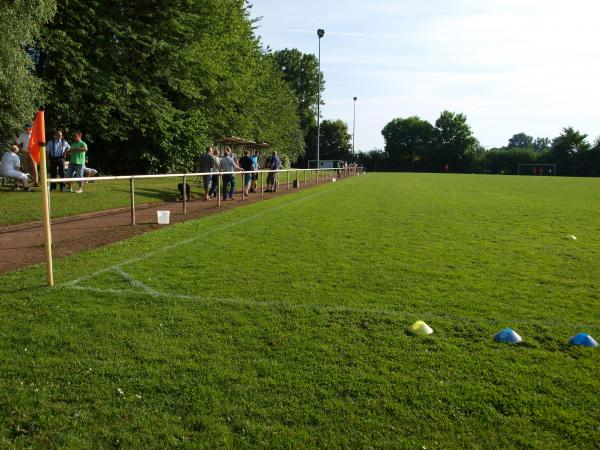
182, 175, 187, 214
130, 177, 136, 225
296, 169, 299, 189
287, 170, 290, 190
261, 171, 264, 197
242, 172, 245, 200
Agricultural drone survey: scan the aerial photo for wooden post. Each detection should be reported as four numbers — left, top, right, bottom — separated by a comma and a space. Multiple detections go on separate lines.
183, 175, 187, 214
40, 143, 53, 287
261, 171, 264, 197
287, 171, 290, 190
130, 177, 135, 225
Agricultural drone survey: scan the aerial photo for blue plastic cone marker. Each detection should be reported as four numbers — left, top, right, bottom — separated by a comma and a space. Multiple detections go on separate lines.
569, 333, 598, 347
410, 320, 433, 336
493, 328, 523, 344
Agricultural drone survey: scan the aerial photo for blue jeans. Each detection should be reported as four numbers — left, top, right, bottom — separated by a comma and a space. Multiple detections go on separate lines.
66, 163, 84, 188
210, 174, 219, 197
202, 175, 212, 194
222, 174, 235, 198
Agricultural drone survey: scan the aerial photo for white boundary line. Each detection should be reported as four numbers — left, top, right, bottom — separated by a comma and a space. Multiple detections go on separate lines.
62, 284, 600, 329
62, 184, 342, 288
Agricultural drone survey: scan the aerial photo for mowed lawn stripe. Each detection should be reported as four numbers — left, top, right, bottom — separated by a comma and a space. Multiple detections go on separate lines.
0, 173, 598, 448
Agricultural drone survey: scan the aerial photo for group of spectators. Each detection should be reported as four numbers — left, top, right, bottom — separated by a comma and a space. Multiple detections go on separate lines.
195, 146, 282, 201
0, 124, 95, 193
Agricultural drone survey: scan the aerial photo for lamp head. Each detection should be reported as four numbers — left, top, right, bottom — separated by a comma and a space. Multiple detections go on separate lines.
317, 29, 325, 38
353, 97, 357, 101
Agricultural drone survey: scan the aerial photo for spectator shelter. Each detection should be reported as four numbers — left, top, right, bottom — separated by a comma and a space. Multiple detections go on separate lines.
215, 137, 269, 166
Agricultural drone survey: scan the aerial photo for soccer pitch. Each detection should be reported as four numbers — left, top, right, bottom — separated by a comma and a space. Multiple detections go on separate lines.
1, 173, 599, 448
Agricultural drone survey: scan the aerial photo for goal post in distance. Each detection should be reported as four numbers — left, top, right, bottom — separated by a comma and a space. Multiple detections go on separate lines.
517, 163, 557, 176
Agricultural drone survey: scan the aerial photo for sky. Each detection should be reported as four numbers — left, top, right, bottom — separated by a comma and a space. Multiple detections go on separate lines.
248, 0, 600, 152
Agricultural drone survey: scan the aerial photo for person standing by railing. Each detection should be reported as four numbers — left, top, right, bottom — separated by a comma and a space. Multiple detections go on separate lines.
250, 149, 260, 193
239, 150, 254, 196
218, 147, 243, 200
209, 148, 220, 199
46, 129, 70, 192
266, 150, 281, 192
197, 146, 217, 201
66, 131, 88, 193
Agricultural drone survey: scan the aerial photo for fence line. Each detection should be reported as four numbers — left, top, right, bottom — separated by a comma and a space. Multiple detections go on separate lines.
46, 166, 364, 225
41, 166, 364, 287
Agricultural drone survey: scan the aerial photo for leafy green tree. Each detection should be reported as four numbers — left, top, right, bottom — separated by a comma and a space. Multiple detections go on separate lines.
271, 49, 322, 138
381, 116, 435, 170
507, 132, 533, 149
433, 110, 478, 171
35, 0, 303, 173
532, 137, 550, 152
357, 149, 388, 171
549, 127, 591, 175
305, 119, 351, 162
0, 0, 56, 144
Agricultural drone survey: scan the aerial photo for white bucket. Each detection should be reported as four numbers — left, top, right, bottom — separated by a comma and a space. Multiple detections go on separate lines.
332, 178, 337, 183
157, 210, 170, 225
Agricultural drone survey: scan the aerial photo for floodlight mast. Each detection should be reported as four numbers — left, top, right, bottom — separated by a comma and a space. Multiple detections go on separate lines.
352, 96, 357, 158
317, 29, 324, 170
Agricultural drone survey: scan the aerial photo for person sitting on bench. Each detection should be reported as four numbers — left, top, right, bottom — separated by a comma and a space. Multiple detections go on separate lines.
0, 145, 29, 191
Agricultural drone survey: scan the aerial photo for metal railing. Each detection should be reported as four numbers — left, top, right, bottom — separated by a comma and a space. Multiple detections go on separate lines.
47, 166, 364, 225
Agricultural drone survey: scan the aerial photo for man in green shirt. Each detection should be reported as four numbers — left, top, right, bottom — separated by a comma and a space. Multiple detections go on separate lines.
66, 131, 88, 193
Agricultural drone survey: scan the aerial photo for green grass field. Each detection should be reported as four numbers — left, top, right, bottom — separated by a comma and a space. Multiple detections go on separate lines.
1, 173, 599, 448
0, 170, 327, 227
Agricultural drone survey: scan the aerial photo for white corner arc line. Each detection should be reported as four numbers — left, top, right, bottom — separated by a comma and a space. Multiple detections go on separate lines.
61, 185, 343, 288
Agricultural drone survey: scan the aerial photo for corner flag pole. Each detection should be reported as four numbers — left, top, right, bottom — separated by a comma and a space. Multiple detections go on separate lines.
34, 109, 53, 287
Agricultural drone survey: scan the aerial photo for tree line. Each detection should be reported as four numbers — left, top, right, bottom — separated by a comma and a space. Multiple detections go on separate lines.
1, 0, 328, 174
359, 113, 600, 176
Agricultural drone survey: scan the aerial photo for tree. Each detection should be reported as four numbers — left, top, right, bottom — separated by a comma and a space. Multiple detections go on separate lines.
35, 0, 304, 173
271, 49, 323, 138
550, 127, 591, 156
305, 119, 351, 162
433, 110, 478, 171
507, 132, 533, 149
0, 0, 56, 144
381, 116, 435, 170
549, 127, 592, 175
532, 137, 550, 152
357, 148, 388, 171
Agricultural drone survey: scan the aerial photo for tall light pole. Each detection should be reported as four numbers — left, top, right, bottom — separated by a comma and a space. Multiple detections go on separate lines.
352, 96, 357, 159
316, 28, 324, 169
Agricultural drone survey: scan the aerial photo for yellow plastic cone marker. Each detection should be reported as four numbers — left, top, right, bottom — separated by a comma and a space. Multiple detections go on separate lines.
410, 320, 433, 336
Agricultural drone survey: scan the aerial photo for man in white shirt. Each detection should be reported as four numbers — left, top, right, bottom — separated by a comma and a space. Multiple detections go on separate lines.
16, 124, 39, 187
46, 129, 70, 191
0, 145, 29, 191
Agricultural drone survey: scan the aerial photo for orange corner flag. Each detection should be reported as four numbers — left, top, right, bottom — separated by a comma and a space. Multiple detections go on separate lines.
28, 109, 46, 164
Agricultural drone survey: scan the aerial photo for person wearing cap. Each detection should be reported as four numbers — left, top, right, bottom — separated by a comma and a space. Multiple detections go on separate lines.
15, 124, 39, 187
0, 145, 29, 191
